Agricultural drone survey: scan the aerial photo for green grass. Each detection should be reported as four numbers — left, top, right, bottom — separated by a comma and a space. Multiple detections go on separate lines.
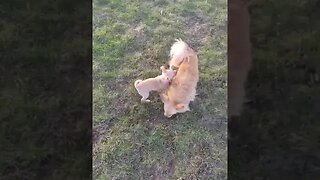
93, 0, 227, 179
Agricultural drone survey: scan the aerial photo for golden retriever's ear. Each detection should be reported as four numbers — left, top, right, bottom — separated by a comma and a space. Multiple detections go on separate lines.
175, 103, 185, 110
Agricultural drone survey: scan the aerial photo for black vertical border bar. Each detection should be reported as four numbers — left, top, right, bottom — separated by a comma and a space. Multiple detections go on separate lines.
0, 0, 92, 179
228, 0, 320, 179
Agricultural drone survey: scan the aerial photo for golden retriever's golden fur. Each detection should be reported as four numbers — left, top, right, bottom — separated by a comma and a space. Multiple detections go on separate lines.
160, 39, 199, 117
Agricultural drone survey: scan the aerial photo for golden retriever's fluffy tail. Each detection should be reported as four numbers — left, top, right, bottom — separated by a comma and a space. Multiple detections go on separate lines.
169, 39, 194, 66
134, 79, 142, 88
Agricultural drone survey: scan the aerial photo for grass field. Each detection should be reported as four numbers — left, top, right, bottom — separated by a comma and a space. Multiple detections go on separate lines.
93, 0, 227, 179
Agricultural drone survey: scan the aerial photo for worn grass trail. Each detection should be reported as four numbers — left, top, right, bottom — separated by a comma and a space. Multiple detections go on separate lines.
93, 0, 227, 179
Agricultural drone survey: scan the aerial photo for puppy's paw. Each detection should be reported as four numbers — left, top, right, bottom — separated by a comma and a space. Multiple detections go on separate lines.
141, 99, 151, 103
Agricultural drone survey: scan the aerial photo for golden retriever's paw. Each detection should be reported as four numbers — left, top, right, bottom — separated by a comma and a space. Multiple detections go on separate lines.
175, 103, 190, 112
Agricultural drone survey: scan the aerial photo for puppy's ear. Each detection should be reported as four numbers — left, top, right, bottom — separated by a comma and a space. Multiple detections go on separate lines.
160, 66, 166, 73
175, 103, 185, 110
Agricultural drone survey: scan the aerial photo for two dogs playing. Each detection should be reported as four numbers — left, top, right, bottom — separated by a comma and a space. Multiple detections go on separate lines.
134, 39, 199, 118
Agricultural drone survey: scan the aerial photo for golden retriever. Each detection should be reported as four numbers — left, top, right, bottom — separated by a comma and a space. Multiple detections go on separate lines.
134, 66, 176, 102
160, 39, 199, 117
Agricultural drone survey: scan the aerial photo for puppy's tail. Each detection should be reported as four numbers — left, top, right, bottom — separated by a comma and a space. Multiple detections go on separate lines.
169, 39, 193, 60
134, 79, 142, 88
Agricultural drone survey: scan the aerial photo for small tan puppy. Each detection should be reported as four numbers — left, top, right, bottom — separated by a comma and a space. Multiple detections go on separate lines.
134, 66, 176, 102
160, 39, 199, 118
